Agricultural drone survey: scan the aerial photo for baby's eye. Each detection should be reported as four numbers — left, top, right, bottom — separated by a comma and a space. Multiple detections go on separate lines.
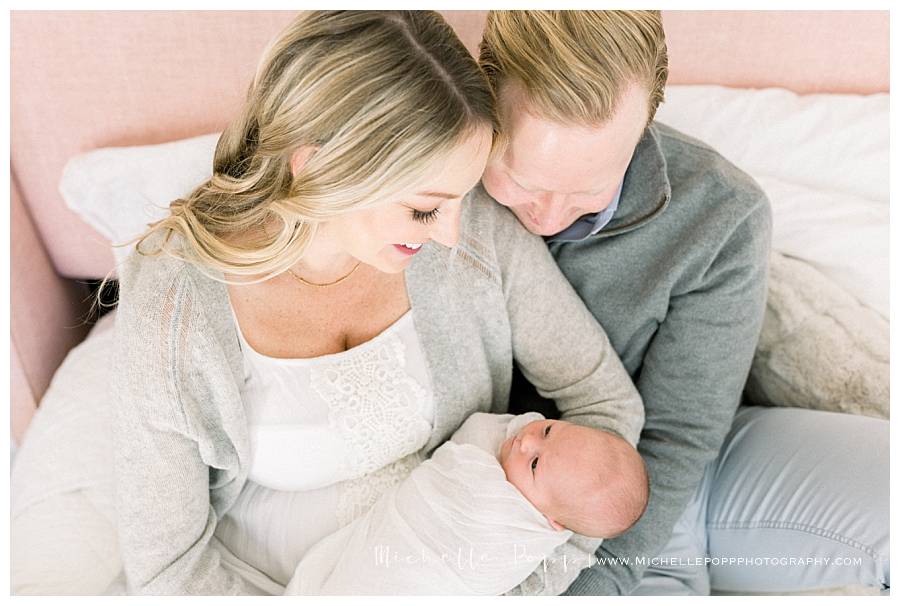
544, 424, 551, 437
531, 457, 538, 474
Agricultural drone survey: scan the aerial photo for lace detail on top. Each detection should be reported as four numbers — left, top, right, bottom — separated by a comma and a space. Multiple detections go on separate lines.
335, 450, 425, 528
310, 331, 431, 485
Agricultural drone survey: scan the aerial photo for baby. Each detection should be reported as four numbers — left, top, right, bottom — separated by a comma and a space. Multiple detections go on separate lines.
287, 411, 649, 595
456, 411, 649, 540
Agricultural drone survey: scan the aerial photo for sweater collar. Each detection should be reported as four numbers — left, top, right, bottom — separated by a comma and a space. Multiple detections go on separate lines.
405, 243, 483, 455
590, 122, 671, 239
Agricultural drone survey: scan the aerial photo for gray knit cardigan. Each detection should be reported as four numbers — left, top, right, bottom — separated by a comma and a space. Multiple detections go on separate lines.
110, 184, 644, 595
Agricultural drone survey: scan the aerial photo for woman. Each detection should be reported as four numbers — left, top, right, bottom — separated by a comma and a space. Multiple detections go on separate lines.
111, 11, 643, 595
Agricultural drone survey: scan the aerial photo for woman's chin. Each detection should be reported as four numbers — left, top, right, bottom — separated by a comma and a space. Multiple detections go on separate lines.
371, 248, 417, 273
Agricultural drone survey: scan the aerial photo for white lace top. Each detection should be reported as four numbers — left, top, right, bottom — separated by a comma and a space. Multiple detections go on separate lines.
214, 306, 434, 587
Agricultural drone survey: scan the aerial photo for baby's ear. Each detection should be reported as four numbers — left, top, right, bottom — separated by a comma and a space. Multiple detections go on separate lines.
545, 515, 566, 532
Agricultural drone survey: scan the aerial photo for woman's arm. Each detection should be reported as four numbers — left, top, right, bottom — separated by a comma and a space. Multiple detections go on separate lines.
485, 189, 645, 447
476, 188, 645, 595
112, 268, 258, 595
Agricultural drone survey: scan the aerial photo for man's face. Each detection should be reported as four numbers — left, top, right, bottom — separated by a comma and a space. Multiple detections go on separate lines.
483, 82, 650, 237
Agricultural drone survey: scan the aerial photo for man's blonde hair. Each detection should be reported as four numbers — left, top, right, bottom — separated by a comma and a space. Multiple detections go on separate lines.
479, 10, 667, 128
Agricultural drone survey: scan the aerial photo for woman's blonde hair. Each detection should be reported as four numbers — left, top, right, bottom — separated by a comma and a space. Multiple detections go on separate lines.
478, 10, 667, 128
125, 10, 496, 285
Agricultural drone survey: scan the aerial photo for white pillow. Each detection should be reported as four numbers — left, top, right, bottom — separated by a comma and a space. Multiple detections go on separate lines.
655, 85, 889, 320
59, 132, 220, 264
656, 85, 889, 203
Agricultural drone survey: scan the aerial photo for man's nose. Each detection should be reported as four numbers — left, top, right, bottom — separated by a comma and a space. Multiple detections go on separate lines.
532, 196, 571, 232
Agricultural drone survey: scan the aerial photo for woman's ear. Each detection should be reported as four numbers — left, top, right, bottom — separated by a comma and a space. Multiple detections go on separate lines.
290, 145, 318, 178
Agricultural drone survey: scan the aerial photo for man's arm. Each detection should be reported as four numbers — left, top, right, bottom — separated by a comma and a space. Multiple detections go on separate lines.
565, 193, 772, 595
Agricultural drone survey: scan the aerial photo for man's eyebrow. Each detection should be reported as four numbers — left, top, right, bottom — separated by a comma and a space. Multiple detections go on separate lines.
507, 168, 539, 192
509, 166, 606, 196
415, 191, 459, 199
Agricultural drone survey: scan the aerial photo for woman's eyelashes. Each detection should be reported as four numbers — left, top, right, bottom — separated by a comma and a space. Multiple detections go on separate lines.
411, 207, 440, 224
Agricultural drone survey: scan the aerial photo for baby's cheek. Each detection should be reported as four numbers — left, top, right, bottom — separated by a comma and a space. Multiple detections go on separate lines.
498, 453, 516, 484
500, 462, 526, 495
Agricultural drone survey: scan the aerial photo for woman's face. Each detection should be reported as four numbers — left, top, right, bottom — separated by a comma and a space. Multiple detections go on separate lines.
322, 125, 494, 274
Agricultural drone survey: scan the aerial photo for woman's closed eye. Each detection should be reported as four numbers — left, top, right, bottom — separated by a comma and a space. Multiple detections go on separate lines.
411, 208, 440, 224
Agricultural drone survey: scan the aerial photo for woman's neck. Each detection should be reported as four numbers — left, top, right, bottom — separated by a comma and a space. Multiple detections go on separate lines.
289, 224, 360, 284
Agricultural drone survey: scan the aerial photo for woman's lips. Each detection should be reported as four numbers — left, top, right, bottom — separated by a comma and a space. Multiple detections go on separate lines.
393, 243, 423, 256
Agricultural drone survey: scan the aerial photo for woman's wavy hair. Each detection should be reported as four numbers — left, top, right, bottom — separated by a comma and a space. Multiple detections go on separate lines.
120, 10, 496, 285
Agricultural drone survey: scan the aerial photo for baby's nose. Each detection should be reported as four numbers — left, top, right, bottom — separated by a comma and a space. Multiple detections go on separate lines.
519, 431, 540, 452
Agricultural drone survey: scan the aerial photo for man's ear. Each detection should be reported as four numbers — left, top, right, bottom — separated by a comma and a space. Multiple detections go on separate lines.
290, 145, 318, 178
545, 514, 566, 532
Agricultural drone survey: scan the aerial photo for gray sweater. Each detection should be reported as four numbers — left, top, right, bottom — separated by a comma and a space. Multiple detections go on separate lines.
513, 122, 772, 595
110, 189, 644, 595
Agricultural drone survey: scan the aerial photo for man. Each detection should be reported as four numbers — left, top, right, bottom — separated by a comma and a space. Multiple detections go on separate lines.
478, 10, 889, 595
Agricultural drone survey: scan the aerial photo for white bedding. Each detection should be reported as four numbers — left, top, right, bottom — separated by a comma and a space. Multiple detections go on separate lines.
655, 85, 889, 319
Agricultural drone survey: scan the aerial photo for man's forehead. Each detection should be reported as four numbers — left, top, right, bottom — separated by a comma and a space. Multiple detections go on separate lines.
498, 81, 649, 190
502, 106, 641, 193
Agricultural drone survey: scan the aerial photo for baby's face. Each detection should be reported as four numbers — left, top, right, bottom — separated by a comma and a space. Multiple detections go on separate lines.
498, 419, 603, 530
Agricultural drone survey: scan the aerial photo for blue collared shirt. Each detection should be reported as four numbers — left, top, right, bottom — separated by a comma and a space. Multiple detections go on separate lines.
544, 180, 623, 243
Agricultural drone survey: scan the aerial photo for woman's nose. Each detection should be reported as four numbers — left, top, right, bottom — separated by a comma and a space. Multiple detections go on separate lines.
429, 200, 461, 248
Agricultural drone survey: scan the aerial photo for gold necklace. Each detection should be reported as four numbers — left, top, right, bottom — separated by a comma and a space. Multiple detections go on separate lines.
286, 262, 362, 288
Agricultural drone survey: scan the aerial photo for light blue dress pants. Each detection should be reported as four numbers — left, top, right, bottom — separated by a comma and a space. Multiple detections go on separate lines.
571, 406, 890, 595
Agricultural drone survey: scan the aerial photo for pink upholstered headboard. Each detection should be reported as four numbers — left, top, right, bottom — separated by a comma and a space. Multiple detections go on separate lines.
8, 10, 889, 444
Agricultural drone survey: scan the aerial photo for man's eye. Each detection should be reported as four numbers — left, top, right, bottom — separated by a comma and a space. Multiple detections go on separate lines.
411, 208, 440, 224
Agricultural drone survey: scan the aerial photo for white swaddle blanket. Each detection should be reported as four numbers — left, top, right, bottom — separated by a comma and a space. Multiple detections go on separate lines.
285, 412, 600, 595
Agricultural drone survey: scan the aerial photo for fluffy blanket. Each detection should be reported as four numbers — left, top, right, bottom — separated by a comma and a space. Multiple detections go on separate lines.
745, 251, 889, 419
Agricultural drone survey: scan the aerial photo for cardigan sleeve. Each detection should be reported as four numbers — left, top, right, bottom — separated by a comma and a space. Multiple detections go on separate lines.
485, 194, 645, 448
477, 191, 645, 596
111, 263, 258, 595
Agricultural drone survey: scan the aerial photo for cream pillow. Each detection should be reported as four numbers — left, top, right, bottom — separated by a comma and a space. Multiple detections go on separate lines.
744, 252, 889, 419
59, 132, 219, 265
